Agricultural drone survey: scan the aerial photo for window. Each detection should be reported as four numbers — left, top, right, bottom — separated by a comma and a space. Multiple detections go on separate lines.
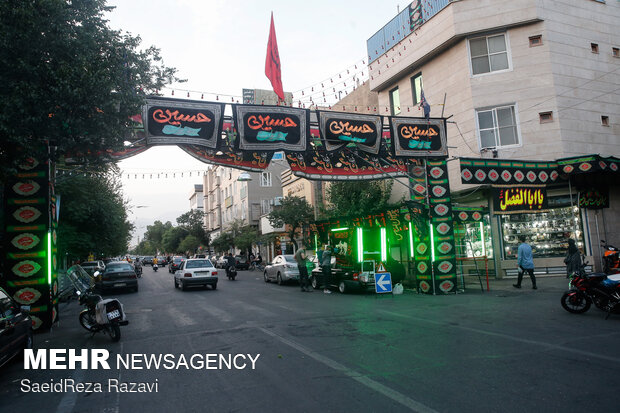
529, 35, 542, 47
613, 47, 619, 58
260, 172, 272, 187
476, 105, 519, 149
539, 112, 553, 123
389, 87, 401, 116
469, 34, 510, 75
591, 43, 599, 53
602, 116, 609, 126
261, 199, 271, 215
411, 73, 423, 105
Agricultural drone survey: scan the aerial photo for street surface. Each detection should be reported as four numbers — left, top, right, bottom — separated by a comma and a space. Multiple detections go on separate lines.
2, 266, 620, 413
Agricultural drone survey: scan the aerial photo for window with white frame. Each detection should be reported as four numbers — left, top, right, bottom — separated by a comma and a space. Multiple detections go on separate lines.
261, 199, 271, 215
469, 34, 510, 75
476, 105, 519, 149
411, 73, 423, 105
260, 172, 272, 187
390, 87, 401, 116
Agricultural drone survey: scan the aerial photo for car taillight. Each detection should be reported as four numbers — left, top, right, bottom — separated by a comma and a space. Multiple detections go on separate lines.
184, 273, 192, 277
129, 274, 136, 279
212, 271, 217, 275
352, 273, 359, 281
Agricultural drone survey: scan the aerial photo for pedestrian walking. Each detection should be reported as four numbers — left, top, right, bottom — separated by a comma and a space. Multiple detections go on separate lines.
321, 245, 332, 294
564, 238, 582, 278
513, 235, 537, 289
295, 245, 312, 292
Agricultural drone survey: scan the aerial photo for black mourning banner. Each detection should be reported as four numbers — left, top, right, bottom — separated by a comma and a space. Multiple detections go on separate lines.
233, 105, 309, 152
144, 98, 225, 148
318, 111, 382, 154
391, 117, 447, 158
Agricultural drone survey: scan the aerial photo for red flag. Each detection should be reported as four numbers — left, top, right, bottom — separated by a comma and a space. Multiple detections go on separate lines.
265, 12, 284, 101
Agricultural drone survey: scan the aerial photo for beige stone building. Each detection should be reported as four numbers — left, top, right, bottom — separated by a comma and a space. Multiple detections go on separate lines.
368, 0, 620, 275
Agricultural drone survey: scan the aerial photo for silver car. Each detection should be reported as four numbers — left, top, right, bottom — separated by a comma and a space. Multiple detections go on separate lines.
263, 255, 299, 285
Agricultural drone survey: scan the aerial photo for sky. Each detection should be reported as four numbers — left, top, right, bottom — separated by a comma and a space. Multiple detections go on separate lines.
105, 0, 410, 244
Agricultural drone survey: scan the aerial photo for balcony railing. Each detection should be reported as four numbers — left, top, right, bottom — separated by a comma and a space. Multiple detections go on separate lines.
367, 0, 452, 64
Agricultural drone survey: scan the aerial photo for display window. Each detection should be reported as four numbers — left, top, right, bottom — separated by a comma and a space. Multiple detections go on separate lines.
500, 201, 584, 259
454, 217, 493, 258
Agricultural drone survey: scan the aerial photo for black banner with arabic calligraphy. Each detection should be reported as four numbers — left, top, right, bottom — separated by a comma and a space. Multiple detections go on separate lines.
144, 98, 225, 148
390, 117, 447, 158
179, 144, 273, 172
317, 111, 382, 154
493, 186, 548, 214
233, 105, 309, 153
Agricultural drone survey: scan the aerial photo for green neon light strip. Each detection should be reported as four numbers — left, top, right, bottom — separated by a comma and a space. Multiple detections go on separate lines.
429, 223, 435, 262
330, 227, 349, 232
47, 232, 52, 285
357, 227, 363, 263
409, 225, 414, 257
480, 221, 486, 256
380, 227, 387, 262
314, 233, 318, 255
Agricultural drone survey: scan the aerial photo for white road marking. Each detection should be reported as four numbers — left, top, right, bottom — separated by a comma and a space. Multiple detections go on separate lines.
257, 327, 439, 413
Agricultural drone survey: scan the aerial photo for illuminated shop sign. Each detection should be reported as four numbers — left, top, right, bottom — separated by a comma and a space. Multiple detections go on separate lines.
578, 188, 609, 209
493, 186, 548, 214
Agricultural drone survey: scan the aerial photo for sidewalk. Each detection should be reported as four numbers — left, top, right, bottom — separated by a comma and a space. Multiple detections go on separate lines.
460, 273, 569, 294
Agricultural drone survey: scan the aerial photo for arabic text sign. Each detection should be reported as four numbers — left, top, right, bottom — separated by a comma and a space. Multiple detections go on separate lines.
391, 118, 447, 157
234, 105, 308, 152
319, 112, 382, 154
493, 186, 548, 214
144, 99, 225, 148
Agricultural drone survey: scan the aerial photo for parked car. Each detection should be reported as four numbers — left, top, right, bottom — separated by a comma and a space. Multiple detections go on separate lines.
168, 256, 184, 273
174, 258, 218, 291
0, 286, 33, 368
80, 260, 105, 276
142, 256, 154, 266
193, 254, 206, 259
308, 257, 376, 294
235, 255, 250, 270
263, 255, 300, 285
96, 261, 139, 293
216, 256, 228, 269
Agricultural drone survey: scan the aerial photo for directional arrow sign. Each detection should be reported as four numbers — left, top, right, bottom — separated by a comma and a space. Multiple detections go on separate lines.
375, 272, 392, 294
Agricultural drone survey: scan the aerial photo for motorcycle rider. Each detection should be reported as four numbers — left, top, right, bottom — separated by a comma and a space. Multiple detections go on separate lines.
152, 256, 159, 271
226, 252, 236, 277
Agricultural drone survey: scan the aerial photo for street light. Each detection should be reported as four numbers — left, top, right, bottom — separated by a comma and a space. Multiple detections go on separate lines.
237, 172, 252, 181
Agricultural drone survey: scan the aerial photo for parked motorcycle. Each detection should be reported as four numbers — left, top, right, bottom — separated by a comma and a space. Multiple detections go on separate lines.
67, 265, 129, 341
561, 261, 620, 319
153, 263, 158, 272
227, 265, 237, 280
601, 240, 620, 274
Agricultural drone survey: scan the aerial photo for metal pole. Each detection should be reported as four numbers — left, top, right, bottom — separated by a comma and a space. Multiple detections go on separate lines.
594, 211, 603, 270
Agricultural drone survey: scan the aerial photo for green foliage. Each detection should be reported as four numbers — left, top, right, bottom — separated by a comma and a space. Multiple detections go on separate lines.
176, 209, 207, 244
178, 235, 200, 255
143, 220, 172, 253
325, 181, 395, 218
211, 233, 233, 254
162, 226, 189, 254
235, 226, 258, 255
56, 167, 133, 261
135, 240, 156, 256
267, 196, 314, 250
0, 0, 183, 179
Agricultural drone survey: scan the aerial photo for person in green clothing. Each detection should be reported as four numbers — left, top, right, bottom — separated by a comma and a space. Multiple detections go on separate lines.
513, 235, 537, 290
294, 245, 312, 292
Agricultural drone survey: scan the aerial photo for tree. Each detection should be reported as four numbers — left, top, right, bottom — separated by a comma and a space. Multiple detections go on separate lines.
211, 233, 233, 254
235, 226, 259, 255
178, 235, 200, 256
144, 221, 172, 253
267, 196, 314, 251
325, 181, 396, 218
56, 167, 133, 261
162, 226, 189, 254
0, 0, 183, 179
176, 210, 208, 245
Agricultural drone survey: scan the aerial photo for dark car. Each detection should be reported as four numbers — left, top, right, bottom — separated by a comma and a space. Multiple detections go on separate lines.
235, 255, 250, 270
96, 261, 139, 293
142, 256, 154, 266
309, 256, 376, 294
156, 256, 167, 267
168, 256, 184, 273
0, 286, 33, 368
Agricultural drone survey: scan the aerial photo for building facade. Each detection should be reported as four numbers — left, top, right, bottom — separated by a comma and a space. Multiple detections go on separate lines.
368, 0, 620, 276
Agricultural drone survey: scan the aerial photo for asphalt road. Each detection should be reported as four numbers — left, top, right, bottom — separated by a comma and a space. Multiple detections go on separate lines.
2, 265, 620, 413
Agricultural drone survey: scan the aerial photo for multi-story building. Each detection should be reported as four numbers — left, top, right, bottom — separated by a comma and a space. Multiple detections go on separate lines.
367, 0, 620, 276
203, 167, 222, 240
188, 184, 203, 212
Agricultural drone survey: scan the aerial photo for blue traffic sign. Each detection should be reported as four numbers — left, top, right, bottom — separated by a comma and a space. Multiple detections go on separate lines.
375, 272, 392, 293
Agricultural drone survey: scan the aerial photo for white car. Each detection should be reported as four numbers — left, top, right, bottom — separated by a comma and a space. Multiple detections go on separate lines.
174, 258, 218, 291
